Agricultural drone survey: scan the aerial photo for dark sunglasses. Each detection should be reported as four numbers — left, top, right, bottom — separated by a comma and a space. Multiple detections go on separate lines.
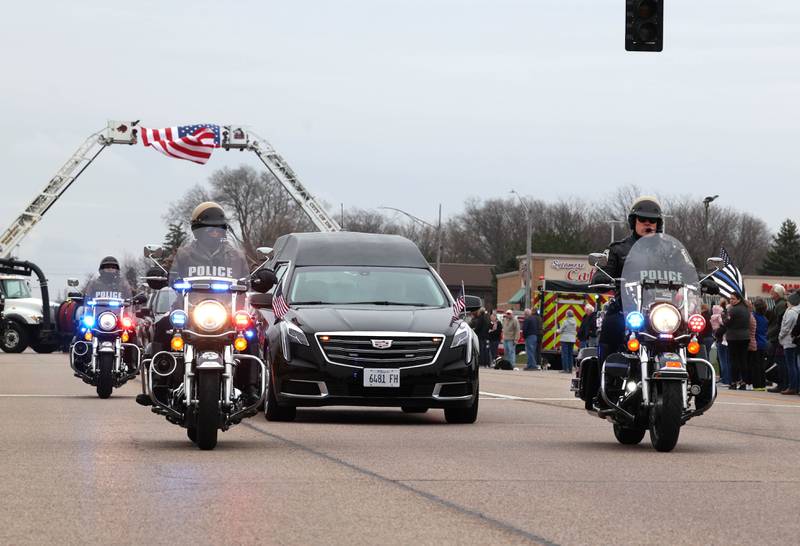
635, 216, 657, 224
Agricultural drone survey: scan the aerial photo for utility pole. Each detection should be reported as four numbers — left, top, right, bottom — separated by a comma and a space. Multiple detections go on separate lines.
511, 190, 532, 310
378, 205, 442, 272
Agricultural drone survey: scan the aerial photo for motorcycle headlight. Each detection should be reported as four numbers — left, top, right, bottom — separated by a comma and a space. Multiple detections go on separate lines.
649, 304, 682, 334
98, 312, 117, 331
192, 300, 228, 332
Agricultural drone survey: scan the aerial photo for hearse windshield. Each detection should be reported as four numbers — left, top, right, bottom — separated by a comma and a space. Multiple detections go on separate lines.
288, 266, 448, 307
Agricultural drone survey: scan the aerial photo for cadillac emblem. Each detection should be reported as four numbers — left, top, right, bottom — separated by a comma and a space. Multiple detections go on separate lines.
371, 339, 393, 349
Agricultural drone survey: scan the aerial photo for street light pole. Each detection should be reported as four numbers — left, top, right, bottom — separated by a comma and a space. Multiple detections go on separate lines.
603, 219, 622, 243
703, 194, 719, 239
511, 190, 532, 310
378, 205, 442, 272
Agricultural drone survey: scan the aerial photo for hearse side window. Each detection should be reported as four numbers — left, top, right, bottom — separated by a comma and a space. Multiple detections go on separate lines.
288, 266, 447, 307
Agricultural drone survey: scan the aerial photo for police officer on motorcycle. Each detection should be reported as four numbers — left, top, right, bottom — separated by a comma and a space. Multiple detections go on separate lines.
136, 201, 259, 407
84, 256, 133, 300
582, 196, 663, 408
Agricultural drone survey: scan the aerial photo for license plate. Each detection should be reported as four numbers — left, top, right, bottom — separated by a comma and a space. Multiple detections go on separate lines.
363, 368, 400, 388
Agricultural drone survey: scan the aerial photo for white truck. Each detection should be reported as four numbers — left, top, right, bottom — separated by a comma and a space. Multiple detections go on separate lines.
0, 266, 60, 353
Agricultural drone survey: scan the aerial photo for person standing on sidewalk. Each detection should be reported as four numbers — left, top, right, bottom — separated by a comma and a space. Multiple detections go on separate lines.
487, 312, 502, 365
753, 299, 769, 391
577, 304, 598, 348
501, 310, 521, 368
767, 285, 788, 393
778, 291, 800, 395
711, 304, 730, 385
522, 308, 542, 370
558, 309, 578, 373
723, 293, 751, 390
470, 308, 491, 368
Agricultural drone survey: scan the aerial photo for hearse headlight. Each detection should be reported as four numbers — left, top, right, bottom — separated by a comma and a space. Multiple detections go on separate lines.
284, 320, 309, 346
451, 320, 471, 349
649, 304, 682, 334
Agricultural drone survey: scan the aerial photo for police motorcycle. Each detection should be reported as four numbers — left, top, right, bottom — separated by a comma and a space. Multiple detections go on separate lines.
140, 234, 276, 450
572, 234, 722, 452
68, 278, 142, 399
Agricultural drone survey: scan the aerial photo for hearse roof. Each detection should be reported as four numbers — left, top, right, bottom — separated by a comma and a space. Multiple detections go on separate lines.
272, 232, 430, 268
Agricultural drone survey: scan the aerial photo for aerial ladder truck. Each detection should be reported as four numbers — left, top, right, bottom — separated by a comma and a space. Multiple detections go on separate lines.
0, 121, 339, 352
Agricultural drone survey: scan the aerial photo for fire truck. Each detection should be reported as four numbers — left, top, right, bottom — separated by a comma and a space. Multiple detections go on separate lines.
536, 280, 612, 368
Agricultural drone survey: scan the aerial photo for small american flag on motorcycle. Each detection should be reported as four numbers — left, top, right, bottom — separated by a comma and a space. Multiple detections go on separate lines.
452, 281, 466, 321
272, 281, 290, 319
140, 124, 221, 164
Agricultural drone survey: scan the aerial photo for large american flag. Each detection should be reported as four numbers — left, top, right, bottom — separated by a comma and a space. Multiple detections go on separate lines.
140, 124, 221, 164
273, 281, 290, 320
712, 246, 745, 299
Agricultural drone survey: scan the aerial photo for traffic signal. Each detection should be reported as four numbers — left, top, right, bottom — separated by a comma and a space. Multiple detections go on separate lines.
625, 0, 664, 52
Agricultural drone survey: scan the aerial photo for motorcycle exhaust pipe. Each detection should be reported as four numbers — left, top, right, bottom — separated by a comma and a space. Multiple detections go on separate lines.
72, 341, 90, 357
151, 351, 178, 377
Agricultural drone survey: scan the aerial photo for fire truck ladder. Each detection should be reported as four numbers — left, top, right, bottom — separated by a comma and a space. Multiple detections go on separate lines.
223, 128, 341, 232
0, 121, 340, 258
0, 127, 115, 258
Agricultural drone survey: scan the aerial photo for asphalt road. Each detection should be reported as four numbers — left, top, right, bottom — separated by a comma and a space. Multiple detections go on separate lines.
2, 352, 799, 546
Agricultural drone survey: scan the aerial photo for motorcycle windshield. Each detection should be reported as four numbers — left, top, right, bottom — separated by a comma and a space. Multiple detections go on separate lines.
168, 226, 250, 315
620, 234, 701, 318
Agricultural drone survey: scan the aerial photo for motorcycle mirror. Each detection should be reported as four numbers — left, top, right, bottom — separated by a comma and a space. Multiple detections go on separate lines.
131, 293, 148, 305
144, 244, 165, 259
706, 257, 724, 271
67, 278, 80, 288
67, 292, 83, 300
251, 269, 277, 294
143, 275, 168, 290
464, 295, 483, 312
256, 247, 273, 261
588, 253, 608, 267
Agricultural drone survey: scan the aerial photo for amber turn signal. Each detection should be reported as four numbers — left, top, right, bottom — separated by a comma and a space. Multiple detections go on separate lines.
687, 341, 701, 355
84, 332, 93, 341
170, 336, 184, 351
234, 336, 248, 352
121, 332, 129, 343
627, 338, 640, 352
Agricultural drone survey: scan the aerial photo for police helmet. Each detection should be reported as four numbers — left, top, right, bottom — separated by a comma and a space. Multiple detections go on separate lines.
99, 256, 120, 271
190, 201, 228, 231
627, 196, 663, 232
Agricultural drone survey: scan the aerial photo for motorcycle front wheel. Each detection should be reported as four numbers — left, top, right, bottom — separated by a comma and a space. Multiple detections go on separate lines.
96, 353, 114, 399
195, 372, 220, 450
649, 381, 682, 452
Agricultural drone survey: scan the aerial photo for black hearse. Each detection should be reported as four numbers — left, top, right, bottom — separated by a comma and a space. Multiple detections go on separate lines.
252, 232, 480, 423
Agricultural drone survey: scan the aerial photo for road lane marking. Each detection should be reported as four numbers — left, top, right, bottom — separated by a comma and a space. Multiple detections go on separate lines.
244, 422, 558, 546
481, 391, 800, 409
0, 394, 134, 398
480, 391, 577, 402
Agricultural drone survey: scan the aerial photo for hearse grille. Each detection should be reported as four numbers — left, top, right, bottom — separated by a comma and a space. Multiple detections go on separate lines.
317, 334, 444, 368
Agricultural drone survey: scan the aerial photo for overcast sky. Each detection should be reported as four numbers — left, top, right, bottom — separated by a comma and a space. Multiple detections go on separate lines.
1, 0, 798, 291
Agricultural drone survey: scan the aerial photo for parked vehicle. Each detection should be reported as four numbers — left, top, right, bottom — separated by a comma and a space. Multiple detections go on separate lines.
252, 232, 481, 424
0, 260, 60, 354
